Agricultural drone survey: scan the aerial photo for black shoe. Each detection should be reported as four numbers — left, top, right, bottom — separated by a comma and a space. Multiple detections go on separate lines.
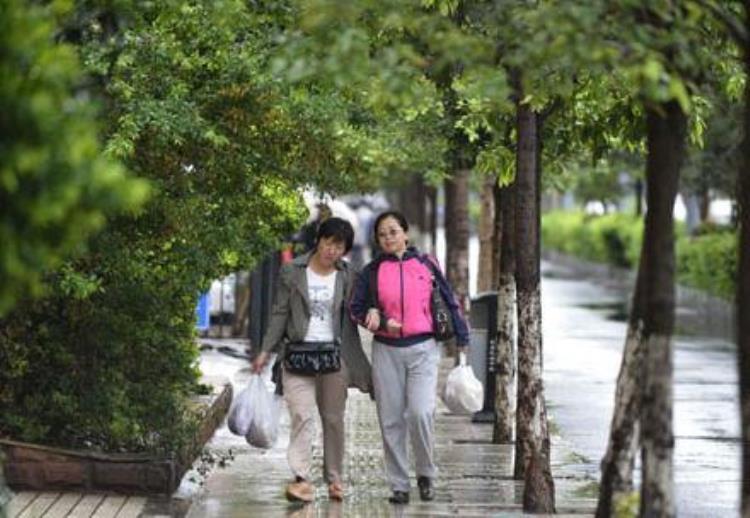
417, 476, 434, 501
388, 490, 410, 504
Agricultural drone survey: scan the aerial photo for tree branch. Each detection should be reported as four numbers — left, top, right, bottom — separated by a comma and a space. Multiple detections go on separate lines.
690, 0, 748, 47
539, 97, 562, 124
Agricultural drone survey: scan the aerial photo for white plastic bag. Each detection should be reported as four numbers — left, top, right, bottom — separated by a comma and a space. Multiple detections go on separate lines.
244, 374, 282, 449
227, 381, 254, 436
442, 352, 484, 414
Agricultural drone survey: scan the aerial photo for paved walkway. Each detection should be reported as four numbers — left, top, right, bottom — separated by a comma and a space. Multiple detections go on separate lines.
540, 260, 739, 516
5, 257, 740, 517
6, 493, 147, 518
183, 337, 596, 517
3, 335, 596, 518
186, 255, 742, 517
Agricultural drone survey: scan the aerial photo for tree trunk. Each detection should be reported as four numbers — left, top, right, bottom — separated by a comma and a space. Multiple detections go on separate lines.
441, 68, 472, 316
634, 178, 644, 217
232, 279, 250, 337
492, 182, 503, 291
401, 175, 428, 247
513, 100, 555, 513
493, 181, 516, 444
595, 269, 646, 517
595, 106, 685, 518
478, 177, 495, 293
444, 169, 471, 314
637, 101, 685, 518
0, 455, 9, 518
698, 186, 711, 224
427, 185, 438, 255
597, 100, 684, 518
414, 175, 428, 234
738, 12, 750, 515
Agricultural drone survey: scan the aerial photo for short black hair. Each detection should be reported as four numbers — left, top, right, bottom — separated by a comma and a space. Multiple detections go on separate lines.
316, 216, 354, 253
373, 210, 409, 241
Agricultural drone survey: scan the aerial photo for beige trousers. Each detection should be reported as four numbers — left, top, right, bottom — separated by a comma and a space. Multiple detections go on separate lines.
282, 361, 349, 483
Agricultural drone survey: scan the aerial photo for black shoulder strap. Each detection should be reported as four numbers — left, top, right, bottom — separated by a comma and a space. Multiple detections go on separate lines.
417, 254, 440, 279
368, 259, 381, 311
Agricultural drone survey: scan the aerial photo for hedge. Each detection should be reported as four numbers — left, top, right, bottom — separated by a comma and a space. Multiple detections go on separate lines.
542, 211, 737, 300
676, 230, 737, 300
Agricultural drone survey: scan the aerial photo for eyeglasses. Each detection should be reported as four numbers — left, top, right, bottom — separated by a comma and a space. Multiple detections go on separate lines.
377, 228, 402, 240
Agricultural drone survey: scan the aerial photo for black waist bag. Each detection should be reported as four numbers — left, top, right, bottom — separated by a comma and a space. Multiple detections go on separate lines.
284, 340, 341, 375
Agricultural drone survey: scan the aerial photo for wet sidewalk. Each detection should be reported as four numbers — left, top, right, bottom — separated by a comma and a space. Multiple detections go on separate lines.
185, 257, 741, 517
540, 260, 740, 517
4, 260, 738, 517
184, 337, 597, 517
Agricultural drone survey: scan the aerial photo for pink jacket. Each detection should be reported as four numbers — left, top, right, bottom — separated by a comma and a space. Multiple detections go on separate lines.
374, 256, 434, 338
350, 247, 470, 347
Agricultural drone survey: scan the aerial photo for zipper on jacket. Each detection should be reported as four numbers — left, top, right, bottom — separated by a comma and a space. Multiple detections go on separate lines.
399, 259, 404, 337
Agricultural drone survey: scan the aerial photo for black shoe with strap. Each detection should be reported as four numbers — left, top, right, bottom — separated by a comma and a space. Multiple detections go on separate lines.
417, 476, 434, 501
388, 490, 410, 505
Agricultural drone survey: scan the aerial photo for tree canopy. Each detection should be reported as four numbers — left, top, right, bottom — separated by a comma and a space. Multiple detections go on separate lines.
0, 0, 148, 316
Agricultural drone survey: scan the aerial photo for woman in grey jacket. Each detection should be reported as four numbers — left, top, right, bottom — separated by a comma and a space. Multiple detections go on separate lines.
251, 217, 372, 503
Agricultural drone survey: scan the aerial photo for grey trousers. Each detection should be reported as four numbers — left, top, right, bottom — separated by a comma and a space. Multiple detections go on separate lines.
372, 338, 440, 492
282, 361, 349, 483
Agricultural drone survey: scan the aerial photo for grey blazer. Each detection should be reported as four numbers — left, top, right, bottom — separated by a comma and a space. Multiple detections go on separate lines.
260, 252, 373, 393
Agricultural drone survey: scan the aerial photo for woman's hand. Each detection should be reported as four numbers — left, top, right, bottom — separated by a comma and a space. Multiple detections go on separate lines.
364, 309, 381, 332
385, 318, 402, 334
251, 351, 269, 374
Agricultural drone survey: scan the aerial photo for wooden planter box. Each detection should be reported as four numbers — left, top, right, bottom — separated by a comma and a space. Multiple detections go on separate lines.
1, 376, 231, 496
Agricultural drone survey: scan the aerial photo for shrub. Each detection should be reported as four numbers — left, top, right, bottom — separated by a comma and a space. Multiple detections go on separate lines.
542, 211, 643, 268
0, 2, 312, 453
676, 232, 737, 300
542, 210, 736, 300
0, 186, 304, 453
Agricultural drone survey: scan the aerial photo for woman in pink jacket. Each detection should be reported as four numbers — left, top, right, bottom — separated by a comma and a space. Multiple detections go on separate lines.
350, 210, 469, 505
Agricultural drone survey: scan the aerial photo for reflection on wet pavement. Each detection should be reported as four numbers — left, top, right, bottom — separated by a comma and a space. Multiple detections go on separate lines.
542, 261, 739, 517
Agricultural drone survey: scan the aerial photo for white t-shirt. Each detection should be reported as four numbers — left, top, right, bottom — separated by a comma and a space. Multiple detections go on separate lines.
304, 268, 337, 342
